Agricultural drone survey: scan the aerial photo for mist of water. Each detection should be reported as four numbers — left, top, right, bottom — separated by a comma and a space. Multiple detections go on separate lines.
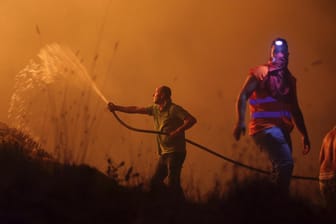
8, 43, 108, 164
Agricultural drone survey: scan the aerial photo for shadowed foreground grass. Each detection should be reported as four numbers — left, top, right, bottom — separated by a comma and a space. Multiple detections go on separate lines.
0, 127, 335, 224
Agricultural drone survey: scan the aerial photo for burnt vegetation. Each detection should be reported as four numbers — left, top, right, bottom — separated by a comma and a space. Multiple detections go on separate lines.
0, 124, 334, 224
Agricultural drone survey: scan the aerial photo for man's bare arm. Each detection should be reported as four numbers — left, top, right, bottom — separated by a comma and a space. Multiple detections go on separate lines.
170, 114, 197, 137
233, 75, 259, 140
290, 85, 311, 154
108, 102, 148, 114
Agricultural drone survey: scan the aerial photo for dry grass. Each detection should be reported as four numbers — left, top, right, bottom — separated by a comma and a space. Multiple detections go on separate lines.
4, 42, 333, 223
0, 126, 334, 224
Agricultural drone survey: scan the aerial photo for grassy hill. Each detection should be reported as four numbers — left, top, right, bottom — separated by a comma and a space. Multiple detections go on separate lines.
0, 123, 334, 224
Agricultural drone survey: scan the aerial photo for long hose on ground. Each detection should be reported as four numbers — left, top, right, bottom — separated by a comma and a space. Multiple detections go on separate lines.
110, 110, 318, 181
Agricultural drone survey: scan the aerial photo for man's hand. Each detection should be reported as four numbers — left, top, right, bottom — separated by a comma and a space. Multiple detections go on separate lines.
302, 135, 311, 155
233, 123, 246, 141
107, 102, 117, 112
169, 129, 182, 138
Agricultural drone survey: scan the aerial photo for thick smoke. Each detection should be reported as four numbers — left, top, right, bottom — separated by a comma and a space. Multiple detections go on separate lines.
1, 0, 336, 198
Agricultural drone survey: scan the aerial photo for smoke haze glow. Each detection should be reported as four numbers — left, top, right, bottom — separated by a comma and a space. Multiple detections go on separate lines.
1, 0, 336, 198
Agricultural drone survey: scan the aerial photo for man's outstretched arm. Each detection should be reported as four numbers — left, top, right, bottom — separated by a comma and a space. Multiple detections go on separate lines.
108, 102, 148, 114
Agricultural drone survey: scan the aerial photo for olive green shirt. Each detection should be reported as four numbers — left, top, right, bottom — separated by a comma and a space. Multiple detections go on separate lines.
146, 102, 190, 155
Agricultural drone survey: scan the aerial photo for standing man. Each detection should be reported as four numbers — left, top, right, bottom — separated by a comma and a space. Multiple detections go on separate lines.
233, 38, 311, 194
108, 85, 196, 200
319, 126, 336, 210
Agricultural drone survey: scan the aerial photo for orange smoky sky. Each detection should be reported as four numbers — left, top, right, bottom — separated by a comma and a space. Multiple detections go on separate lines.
0, 0, 335, 198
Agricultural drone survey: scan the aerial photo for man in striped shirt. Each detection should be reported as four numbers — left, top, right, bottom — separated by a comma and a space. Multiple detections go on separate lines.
233, 38, 311, 194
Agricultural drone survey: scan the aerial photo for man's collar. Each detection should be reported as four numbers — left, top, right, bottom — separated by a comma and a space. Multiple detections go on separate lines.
158, 101, 172, 112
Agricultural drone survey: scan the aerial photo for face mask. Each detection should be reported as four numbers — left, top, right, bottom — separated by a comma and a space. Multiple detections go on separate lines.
269, 39, 289, 69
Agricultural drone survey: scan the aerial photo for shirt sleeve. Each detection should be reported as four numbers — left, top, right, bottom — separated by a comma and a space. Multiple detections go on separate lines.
172, 104, 191, 120
145, 105, 154, 116
250, 65, 268, 81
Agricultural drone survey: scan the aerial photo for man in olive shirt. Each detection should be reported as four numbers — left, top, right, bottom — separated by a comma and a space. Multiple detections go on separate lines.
108, 85, 197, 199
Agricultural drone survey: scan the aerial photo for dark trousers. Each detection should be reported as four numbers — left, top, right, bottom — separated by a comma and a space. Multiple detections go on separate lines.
150, 152, 186, 199
320, 178, 336, 211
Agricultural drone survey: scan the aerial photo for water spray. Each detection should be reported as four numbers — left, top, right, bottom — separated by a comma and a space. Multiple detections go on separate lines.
9, 43, 108, 164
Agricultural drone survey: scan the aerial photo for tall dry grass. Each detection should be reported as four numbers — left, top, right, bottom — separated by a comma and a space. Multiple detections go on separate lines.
0, 127, 334, 224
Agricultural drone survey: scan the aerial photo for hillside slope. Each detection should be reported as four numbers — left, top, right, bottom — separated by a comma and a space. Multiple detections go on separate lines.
0, 122, 334, 224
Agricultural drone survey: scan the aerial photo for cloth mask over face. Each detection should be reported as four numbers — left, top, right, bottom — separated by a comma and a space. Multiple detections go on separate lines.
264, 38, 291, 99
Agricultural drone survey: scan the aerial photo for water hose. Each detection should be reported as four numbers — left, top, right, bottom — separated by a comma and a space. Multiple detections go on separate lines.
110, 110, 318, 181
82, 68, 318, 181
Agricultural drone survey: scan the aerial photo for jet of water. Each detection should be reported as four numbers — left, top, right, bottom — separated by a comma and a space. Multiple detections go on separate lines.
8, 43, 108, 164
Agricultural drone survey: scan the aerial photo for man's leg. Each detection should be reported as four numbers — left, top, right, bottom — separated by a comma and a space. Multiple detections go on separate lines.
166, 152, 186, 200
150, 155, 168, 193
253, 127, 294, 194
320, 178, 336, 211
